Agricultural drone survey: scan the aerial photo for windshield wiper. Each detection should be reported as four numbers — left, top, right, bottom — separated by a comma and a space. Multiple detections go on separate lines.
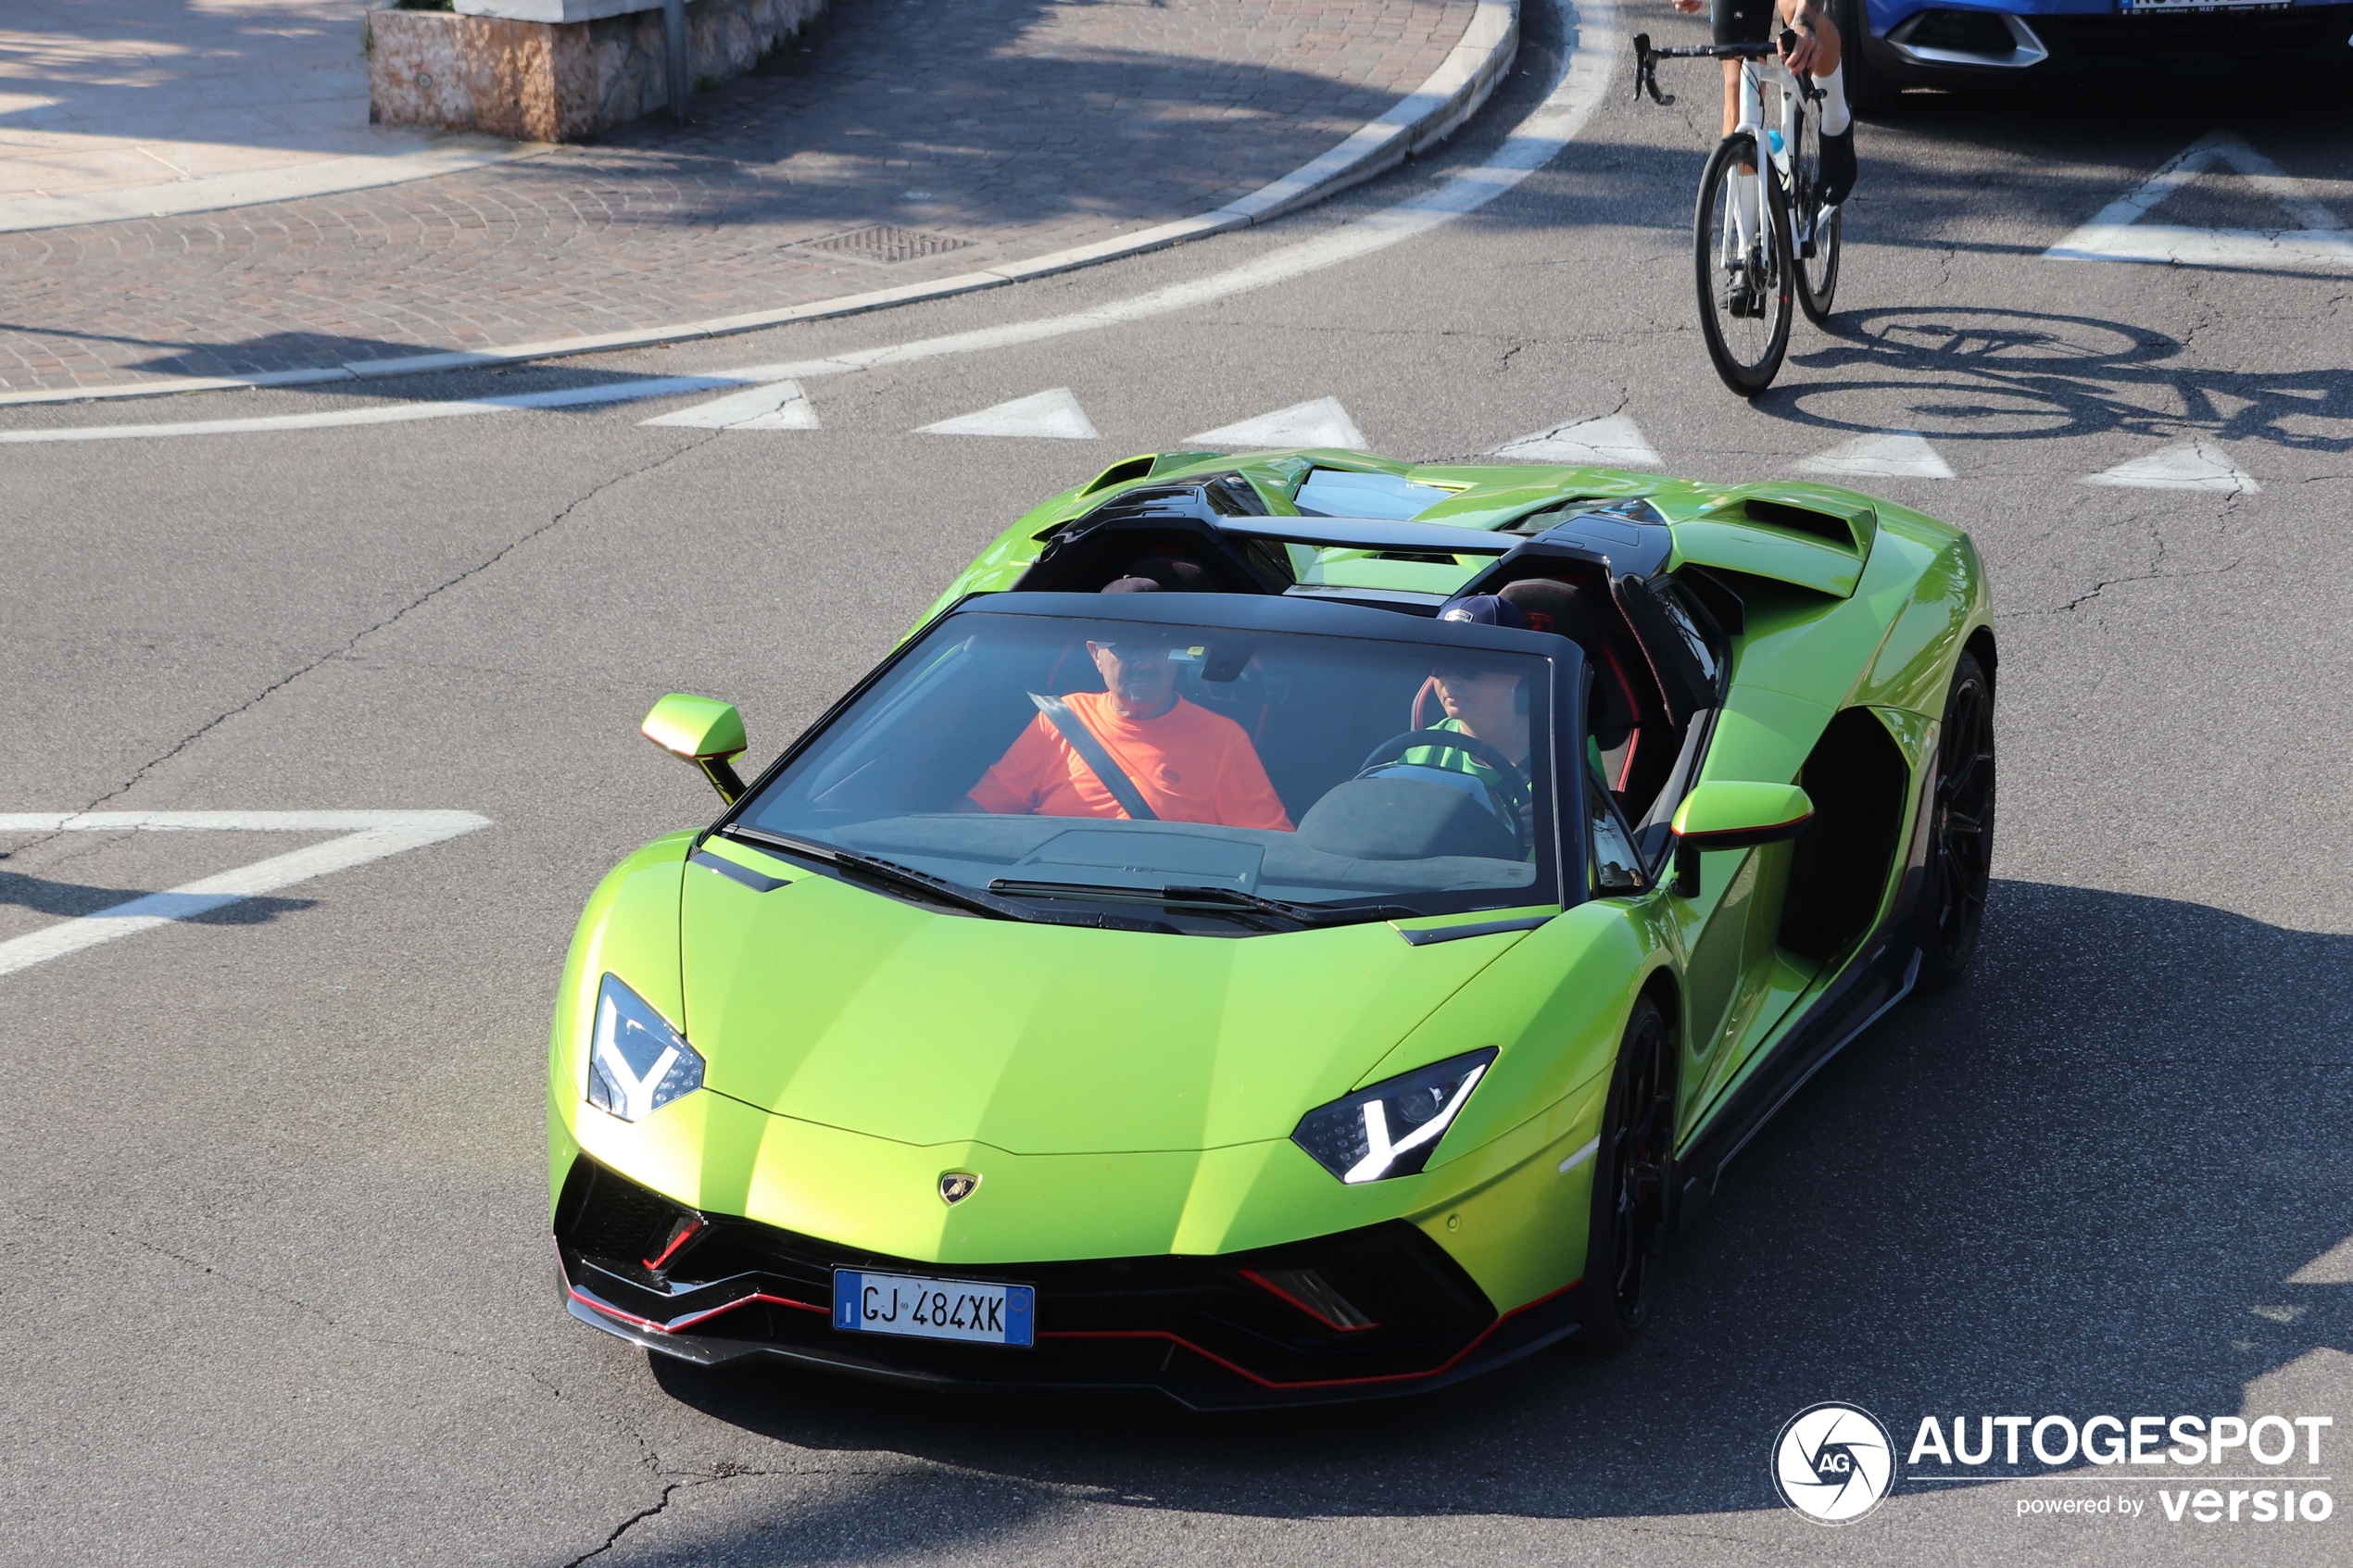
987, 878, 1417, 931
1162, 884, 1423, 928
722, 826, 1037, 922
988, 877, 1288, 931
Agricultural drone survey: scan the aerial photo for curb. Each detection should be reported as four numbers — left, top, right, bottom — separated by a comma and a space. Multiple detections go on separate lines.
0, 1, 1518, 410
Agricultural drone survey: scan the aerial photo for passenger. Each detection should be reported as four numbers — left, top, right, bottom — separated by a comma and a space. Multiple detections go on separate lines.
965, 584, 1292, 830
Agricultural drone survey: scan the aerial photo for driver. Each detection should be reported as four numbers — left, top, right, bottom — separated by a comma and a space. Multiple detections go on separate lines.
1404, 596, 1537, 817
1409, 592, 1613, 797
965, 600, 1292, 831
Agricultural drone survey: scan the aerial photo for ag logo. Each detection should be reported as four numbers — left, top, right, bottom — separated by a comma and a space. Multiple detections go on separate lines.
937, 1172, 981, 1206
1772, 1402, 1898, 1524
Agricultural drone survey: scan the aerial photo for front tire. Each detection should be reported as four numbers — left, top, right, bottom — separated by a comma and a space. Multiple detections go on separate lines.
1917, 650, 1994, 992
1578, 996, 1675, 1349
1694, 134, 1794, 397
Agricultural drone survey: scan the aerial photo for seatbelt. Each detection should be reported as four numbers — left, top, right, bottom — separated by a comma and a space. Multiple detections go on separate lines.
1027, 693, 1160, 822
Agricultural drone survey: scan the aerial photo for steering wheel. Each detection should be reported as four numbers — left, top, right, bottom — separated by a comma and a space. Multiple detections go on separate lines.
1356, 729, 1537, 846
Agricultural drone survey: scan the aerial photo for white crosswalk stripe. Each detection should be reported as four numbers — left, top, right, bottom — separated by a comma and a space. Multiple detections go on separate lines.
916, 387, 1100, 439
1489, 413, 1659, 468
2082, 443, 2260, 493
641, 379, 819, 429
2045, 130, 2353, 274
0, 811, 490, 979
1796, 430, 1955, 480
1187, 397, 1366, 451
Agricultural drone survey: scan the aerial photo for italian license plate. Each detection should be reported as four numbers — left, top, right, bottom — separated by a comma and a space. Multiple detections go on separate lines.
832, 1269, 1035, 1348
2122, 0, 2288, 11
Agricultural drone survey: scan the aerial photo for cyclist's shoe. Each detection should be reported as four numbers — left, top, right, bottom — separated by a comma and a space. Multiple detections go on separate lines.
1728, 271, 1764, 318
1818, 127, 1856, 207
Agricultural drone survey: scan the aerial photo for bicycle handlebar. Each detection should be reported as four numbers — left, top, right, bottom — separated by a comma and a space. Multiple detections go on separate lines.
1632, 31, 1824, 105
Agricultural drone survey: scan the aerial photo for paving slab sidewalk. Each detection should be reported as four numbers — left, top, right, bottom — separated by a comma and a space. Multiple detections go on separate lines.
0, 0, 534, 228
0, 0, 1490, 398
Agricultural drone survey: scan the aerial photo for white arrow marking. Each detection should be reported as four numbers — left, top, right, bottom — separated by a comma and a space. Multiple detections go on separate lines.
1489, 413, 1660, 468
2045, 129, 2353, 273
0, 0, 1621, 446
641, 379, 819, 430
0, 810, 490, 978
1796, 430, 1955, 480
1188, 397, 1367, 452
2081, 443, 2260, 494
916, 387, 1100, 439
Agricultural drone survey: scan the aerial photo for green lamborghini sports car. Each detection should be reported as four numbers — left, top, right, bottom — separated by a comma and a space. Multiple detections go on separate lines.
550, 449, 1996, 1409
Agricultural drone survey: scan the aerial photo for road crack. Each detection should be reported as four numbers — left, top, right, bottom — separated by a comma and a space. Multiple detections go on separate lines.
44, 431, 720, 829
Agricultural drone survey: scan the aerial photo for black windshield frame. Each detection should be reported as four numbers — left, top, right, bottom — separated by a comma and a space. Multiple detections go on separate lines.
709, 592, 1592, 916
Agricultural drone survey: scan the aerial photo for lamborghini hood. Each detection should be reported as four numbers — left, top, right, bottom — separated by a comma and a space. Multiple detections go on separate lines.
678, 861, 1524, 1155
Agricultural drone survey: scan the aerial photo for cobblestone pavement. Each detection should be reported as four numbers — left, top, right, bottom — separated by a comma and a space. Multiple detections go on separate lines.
0, 0, 1479, 395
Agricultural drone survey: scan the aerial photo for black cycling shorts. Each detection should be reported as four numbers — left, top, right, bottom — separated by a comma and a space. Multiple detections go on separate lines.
1713, 0, 1778, 44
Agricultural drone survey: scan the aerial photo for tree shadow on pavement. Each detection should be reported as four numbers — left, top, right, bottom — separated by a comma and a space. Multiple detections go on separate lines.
0, 867, 314, 923
632, 879, 2353, 1557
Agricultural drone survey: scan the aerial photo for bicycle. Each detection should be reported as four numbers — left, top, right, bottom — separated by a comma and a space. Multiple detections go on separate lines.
1634, 31, 1843, 396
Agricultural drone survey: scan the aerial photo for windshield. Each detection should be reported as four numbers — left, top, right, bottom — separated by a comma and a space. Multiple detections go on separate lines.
732, 609, 1560, 921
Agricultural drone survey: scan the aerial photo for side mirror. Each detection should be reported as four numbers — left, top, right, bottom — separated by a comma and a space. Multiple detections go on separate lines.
642, 693, 748, 805
1668, 781, 1812, 897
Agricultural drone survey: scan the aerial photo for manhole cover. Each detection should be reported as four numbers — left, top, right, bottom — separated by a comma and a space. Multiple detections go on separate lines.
799, 225, 971, 264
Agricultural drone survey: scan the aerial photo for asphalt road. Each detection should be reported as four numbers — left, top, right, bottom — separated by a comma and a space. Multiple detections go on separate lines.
5, 1, 2351, 1562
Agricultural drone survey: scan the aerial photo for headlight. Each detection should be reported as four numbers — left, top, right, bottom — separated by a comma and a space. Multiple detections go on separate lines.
1290, 1048, 1498, 1184
585, 973, 704, 1122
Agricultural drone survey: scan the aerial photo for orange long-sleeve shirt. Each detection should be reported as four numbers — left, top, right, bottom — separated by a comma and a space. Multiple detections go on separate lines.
967, 691, 1293, 831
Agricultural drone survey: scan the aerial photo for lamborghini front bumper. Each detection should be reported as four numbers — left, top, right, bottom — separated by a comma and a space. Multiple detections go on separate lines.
553, 1156, 1584, 1410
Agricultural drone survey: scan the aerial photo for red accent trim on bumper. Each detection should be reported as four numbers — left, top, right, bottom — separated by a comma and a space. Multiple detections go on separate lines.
642, 1214, 707, 1272
568, 1282, 827, 1336
1040, 1276, 1579, 1391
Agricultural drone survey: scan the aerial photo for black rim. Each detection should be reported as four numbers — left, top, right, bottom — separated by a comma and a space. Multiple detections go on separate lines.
1932, 671, 1994, 964
1607, 1011, 1673, 1324
1694, 135, 1793, 394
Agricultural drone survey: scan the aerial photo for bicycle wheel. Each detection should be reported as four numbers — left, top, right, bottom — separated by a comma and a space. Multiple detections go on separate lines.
1692, 133, 1793, 397
1791, 107, 1842, 324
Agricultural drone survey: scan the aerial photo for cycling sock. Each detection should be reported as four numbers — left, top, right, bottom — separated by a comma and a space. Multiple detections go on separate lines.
1732, 170, 1758, 251
1813, 65, 1851, 136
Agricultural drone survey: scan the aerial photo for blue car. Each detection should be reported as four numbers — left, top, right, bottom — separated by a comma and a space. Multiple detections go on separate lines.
1836, 0, 2353, 106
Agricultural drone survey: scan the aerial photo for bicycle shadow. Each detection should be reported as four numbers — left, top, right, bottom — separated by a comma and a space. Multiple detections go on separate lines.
1758, 306, 2353, 450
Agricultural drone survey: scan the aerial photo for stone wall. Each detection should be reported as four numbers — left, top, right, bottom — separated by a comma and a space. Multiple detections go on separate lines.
368, 0, 828, 143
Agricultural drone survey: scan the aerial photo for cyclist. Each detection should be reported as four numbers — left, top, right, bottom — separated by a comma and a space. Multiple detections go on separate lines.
1672, 0, 1855, 296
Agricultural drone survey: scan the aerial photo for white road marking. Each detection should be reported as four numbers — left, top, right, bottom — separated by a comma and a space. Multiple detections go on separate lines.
0, 810, 490, 979
0, 377, 743, 445
1490, 412, 1659, 468
1188, 397, 1367, 451
2082, 442, 2260, 494
0, 0, 1618, 446
2289, 1234, 2353, 1285
641, 379, 820, 430
1796, 429, 1955, 480
2045, 129, 2353, 274
916, 387, 1100, 439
